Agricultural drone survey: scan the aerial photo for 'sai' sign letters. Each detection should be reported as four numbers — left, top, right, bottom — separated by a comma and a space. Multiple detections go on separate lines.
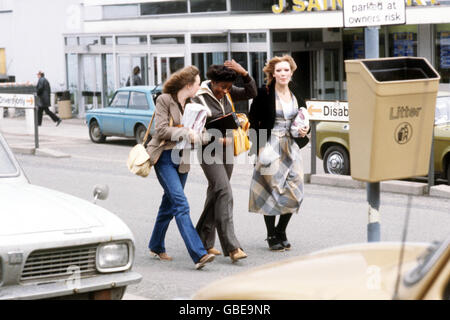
343, 0, 406, 28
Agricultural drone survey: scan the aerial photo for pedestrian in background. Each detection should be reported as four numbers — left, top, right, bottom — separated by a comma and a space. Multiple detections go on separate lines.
126, 66, 143, 86
192, 60, 257, 263
36, 71, 61, 126
147, 65, 215, 270
248, 55, 309, 251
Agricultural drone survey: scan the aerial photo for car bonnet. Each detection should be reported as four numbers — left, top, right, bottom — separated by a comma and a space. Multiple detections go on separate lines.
0, 183, 106, 236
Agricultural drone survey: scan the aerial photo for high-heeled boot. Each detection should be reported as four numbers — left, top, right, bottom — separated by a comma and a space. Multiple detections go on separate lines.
266, 235, 285, 251
276, 231, 291, 250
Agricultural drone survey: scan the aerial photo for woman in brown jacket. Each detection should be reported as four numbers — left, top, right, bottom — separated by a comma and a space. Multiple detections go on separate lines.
147, 66, 215, 270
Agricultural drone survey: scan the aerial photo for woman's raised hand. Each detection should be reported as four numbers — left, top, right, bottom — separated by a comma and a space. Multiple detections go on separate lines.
224, 59, 248, 76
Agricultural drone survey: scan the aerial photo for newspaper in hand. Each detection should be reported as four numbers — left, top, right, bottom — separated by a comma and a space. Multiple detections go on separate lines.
175, 103, 211, 149
290, 107, 309, 138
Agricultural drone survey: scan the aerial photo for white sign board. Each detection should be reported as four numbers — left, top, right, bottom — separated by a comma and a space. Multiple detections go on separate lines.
0, 94, 35, 108
306, 100, 349, 122
343, 0, 406, 28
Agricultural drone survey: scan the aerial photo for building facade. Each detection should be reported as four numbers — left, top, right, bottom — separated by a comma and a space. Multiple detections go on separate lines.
63, 0, 450, 114
0, 0, 83, 88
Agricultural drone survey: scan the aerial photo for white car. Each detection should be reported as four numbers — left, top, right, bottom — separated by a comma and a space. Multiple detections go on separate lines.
0, 134, 141, 300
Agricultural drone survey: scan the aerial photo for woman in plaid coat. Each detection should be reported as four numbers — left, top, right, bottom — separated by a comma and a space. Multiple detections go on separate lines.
248, 55, 309, 252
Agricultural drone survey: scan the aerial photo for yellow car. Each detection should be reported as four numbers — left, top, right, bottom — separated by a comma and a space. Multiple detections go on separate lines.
316, 92, 450, 184
193, 237, 450, 300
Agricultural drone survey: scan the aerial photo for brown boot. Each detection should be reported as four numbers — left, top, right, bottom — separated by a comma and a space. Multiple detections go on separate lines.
229, 248, 247, 263
207, 247, 222, 255
149, 250, 173, 261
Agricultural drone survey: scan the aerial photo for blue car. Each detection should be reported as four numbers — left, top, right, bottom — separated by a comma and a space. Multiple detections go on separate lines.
86, 86, 161, 144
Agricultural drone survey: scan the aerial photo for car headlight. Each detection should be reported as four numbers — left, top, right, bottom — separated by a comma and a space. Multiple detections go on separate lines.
97, 242, 132, 273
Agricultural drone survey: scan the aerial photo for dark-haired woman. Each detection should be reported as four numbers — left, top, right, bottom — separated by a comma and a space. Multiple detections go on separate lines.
192, 60, 257, 263
147, 65, 215, 270
248, 55, 309, 252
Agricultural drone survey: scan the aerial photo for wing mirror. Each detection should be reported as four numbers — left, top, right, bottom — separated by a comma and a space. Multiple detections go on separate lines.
93, 184, 109, 204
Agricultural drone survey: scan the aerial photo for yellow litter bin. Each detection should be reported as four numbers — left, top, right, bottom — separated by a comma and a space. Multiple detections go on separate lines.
57, 91, 72, 119
345, 57, 440, 182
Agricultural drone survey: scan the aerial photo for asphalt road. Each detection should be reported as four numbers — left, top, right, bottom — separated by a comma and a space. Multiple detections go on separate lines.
5, 128, 450, 300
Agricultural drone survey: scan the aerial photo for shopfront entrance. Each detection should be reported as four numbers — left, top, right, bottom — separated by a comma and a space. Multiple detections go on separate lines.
288, 48, 342, 102
151, 53, 185, 86
117, 54, 148, 87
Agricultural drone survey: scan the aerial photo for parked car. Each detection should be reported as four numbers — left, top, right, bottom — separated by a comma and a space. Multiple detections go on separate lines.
0, 134, 141, 299
86, 86, 161, 144
316, 92, 450, 184
193, 237, 450, 300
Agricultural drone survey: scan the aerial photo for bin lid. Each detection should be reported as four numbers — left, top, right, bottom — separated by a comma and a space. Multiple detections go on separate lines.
361, 57, 439, 82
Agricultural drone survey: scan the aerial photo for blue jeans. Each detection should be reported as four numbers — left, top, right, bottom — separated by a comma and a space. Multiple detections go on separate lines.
149, 150, 207, 263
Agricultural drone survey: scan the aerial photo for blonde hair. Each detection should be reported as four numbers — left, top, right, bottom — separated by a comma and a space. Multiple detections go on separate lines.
263, 55, 297, 87
163, 65, 200, 95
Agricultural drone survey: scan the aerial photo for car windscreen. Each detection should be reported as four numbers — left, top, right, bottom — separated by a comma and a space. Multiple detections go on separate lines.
0, 139, 19, 176
404, 236, 450, 286
435, 96, 450, 125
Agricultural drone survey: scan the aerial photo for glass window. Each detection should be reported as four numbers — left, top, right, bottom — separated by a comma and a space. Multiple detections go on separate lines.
388, 25, 417, 57
249, 33, 266, 43
101, 37, 113, 45
231, 0, 273, 12
231, 52, 248, 70
141, 1, 187, 15
116, 36, 147, 45
191, 0, 227, 12
102, 54, 115, 106
272, 32, 287, 43
79, 37, 99, 46
151, 35, 185, 44
103, 5, 139, 19
250, 52, 267, 87
65, 37, 78, 46
231, 33, 247, 43
436, 24, 450, 84
66, 53, 78, 105
192, 52, 227, 80
291, 29, 322, 42
129, 92, 149, 110
192, 34, 227, 43
110, 91, 129, 108
343, 29, 365, 60
435, 95, 450, 125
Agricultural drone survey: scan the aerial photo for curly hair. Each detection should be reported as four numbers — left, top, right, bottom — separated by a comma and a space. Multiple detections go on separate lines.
163, 65, 200, 95
206, 65, 237, 83
263, 55, 297, 87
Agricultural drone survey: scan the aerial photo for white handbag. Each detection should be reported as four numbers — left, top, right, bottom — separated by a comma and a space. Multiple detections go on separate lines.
127, 113, 155, 177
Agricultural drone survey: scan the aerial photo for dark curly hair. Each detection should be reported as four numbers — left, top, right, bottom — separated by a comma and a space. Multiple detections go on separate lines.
206, 65, 237, 82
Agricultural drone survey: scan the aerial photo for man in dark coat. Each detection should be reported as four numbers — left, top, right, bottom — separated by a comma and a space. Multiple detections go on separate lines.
36, 71, 61, 126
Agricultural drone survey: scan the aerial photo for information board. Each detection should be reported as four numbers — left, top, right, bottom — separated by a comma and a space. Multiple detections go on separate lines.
343, 0, 406, 28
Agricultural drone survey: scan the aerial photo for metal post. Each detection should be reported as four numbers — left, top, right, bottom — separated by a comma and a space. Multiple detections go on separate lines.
428, 135, 435, 190
34, 100, 39, 149
310, 121, 317, 175
365, 26, 380, 242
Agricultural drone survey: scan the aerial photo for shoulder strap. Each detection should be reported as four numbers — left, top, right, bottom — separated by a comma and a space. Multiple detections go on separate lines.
142, 112, 156, 145
142, 112, 174, 145
226, 93, 235, 113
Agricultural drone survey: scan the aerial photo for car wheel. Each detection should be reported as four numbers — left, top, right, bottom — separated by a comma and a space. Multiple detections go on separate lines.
135, 124, 147, 144
447, 163, 450, 186
323, 145, 350, 175
89, 120, 106, 143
